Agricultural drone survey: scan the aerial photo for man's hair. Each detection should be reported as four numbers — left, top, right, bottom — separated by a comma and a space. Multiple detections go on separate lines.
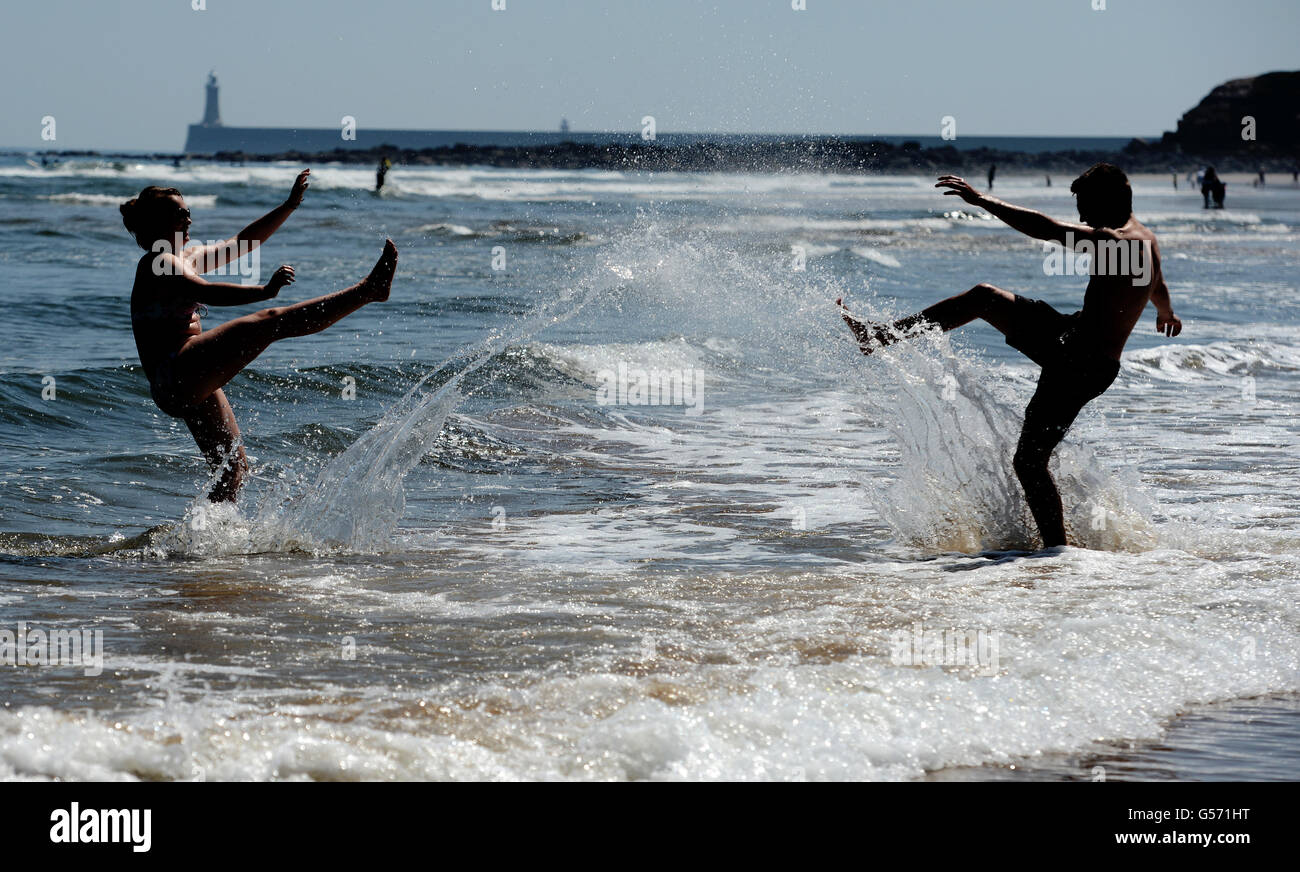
1070, 163, 1132, 228
119, 186, 182, 249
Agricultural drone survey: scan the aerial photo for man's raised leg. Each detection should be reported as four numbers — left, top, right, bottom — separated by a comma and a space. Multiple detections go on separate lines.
839, 283, 1019, 354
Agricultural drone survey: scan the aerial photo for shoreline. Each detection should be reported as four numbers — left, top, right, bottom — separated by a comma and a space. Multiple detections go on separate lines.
924, 694, 1300, 781
15, 137, 1297, 177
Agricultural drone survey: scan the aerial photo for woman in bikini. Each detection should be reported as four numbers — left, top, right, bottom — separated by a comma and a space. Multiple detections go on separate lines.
121, 169, 397, 502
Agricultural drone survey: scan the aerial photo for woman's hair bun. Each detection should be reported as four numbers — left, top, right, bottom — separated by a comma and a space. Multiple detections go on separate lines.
119, 186, 181, 249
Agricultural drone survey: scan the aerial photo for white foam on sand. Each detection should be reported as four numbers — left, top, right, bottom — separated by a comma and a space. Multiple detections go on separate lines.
2, 541, 1295, 781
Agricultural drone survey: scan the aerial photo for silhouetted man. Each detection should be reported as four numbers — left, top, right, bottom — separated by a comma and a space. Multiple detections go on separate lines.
838, 164, 1181, 547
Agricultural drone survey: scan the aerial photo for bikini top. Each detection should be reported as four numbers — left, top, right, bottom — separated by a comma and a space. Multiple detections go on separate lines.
134, 297, 208, 329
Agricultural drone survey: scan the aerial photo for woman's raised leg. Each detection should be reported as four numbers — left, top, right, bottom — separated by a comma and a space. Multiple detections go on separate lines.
171, 240, 397, 408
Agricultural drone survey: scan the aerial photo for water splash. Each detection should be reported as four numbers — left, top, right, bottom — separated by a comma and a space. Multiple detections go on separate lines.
857, 328, 1155, 553
159, 264, 614, 556
157, 216, 1157, 558
250, 374, 465, 550
587, 221, 1157, 554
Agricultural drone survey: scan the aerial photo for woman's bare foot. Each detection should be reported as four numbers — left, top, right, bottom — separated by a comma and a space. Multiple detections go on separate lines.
362, 239, 398, 302
836, 298, 888, 355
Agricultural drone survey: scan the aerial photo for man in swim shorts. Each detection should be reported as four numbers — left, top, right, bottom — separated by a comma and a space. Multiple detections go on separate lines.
838, 164, 1182, 547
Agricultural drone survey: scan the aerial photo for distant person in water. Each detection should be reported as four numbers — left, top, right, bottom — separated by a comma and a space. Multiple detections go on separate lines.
376, 157, 392, 192
987, 164, 996, 190
120, 169, 398, 502
1201, 167, 1225, 208
837, 163, 1181, 548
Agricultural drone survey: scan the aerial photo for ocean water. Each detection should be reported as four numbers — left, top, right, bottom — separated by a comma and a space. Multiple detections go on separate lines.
0, 156, 1297, 781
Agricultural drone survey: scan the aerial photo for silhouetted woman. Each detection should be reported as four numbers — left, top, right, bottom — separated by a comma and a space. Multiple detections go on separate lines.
120, 170, 397, 502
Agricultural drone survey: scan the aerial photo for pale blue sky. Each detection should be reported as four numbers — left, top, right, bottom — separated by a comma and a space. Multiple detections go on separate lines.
2, 0, 1295, 151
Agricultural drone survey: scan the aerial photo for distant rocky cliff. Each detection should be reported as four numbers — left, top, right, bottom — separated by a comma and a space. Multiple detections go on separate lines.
1140, 71, 1299, 159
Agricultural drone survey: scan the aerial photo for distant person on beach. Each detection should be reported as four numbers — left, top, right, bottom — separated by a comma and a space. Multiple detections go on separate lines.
1202, 167, 1225, 208
987, 164, 996, 190
120, 170, 398, 502
1045, 174, 1051, 187
837, 164, 1181, 548
1172, 172, 1177, 190
1257, 167, 1266, 186
376, 157, 392, 192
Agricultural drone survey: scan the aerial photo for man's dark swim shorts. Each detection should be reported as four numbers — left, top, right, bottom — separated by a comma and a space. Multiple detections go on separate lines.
1004, 295, 1121, 448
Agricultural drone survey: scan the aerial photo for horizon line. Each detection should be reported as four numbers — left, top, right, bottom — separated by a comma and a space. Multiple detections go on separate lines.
3, 130, 1158, 155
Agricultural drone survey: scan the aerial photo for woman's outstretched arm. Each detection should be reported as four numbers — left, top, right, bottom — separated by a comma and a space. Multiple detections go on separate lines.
156, 252, 293, 306
185, 169, 310, 274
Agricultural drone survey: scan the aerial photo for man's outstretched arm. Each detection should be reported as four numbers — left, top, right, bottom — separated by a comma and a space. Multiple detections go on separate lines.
935, 175, 1114, 247
1150, 282, 1182, 336
1147, 243, 1182, 337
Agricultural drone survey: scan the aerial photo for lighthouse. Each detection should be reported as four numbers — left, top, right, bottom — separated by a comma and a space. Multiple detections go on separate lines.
201, 71, 222, 127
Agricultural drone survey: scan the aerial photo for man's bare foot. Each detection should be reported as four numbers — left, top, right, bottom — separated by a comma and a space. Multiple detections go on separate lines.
362, 239, 398, 302
836, 298, 889, 355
